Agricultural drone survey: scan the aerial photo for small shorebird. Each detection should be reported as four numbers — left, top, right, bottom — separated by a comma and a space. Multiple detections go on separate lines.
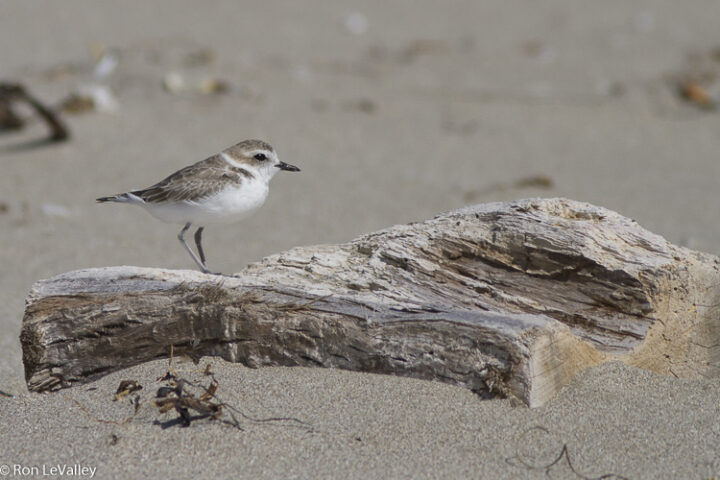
97, 139, 300, 274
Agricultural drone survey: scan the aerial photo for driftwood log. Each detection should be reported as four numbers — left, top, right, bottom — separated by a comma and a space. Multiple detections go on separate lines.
21, 198, 720, 406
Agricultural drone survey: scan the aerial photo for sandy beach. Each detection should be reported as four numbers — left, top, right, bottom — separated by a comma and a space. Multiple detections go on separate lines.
2, 1, 720, 478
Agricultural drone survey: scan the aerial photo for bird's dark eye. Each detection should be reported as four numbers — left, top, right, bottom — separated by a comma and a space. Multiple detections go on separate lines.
254, 153, 267, 161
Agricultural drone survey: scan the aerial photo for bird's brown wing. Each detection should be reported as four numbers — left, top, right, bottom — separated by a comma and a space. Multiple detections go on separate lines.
131, 155, 254, 203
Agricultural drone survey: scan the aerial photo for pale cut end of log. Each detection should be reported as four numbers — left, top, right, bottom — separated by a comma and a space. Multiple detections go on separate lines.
20, 198, 720, 406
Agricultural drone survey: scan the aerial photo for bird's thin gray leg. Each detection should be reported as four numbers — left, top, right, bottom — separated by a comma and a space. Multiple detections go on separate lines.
177, 222, 213, 274
194, 227, 207, 265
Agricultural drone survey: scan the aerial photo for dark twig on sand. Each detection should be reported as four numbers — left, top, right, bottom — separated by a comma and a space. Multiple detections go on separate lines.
149, 347, 310, 430
507, 426, 630, 480
0, 82, 69, 141
67, 393, 141, 427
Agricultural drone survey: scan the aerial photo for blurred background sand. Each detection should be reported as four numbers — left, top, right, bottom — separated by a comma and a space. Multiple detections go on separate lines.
1, 1, 720, 478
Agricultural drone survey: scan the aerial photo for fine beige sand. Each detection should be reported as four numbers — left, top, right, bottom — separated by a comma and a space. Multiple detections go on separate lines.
2, 1, 720, 478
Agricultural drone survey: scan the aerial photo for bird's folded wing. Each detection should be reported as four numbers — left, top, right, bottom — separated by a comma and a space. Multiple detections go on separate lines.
131, 155, 253, 203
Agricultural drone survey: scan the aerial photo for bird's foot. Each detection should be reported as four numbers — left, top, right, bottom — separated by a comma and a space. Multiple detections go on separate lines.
199, 265, 223, 276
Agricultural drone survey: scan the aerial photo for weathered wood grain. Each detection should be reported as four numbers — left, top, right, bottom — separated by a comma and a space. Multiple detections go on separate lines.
21, 198, 720, 406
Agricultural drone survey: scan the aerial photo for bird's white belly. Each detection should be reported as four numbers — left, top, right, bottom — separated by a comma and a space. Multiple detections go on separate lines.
141, 182, 269, 225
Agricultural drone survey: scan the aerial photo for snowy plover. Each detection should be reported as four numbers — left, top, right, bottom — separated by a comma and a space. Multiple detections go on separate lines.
97, 139, 300, 274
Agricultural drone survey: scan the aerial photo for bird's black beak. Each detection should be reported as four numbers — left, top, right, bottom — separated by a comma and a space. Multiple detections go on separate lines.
276, 161, 300, 172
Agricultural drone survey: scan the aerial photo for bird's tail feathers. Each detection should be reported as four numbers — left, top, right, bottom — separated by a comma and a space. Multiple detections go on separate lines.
96, 193, 138, 203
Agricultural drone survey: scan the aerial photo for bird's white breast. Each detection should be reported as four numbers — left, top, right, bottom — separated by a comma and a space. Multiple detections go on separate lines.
141, 179, 269, 225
